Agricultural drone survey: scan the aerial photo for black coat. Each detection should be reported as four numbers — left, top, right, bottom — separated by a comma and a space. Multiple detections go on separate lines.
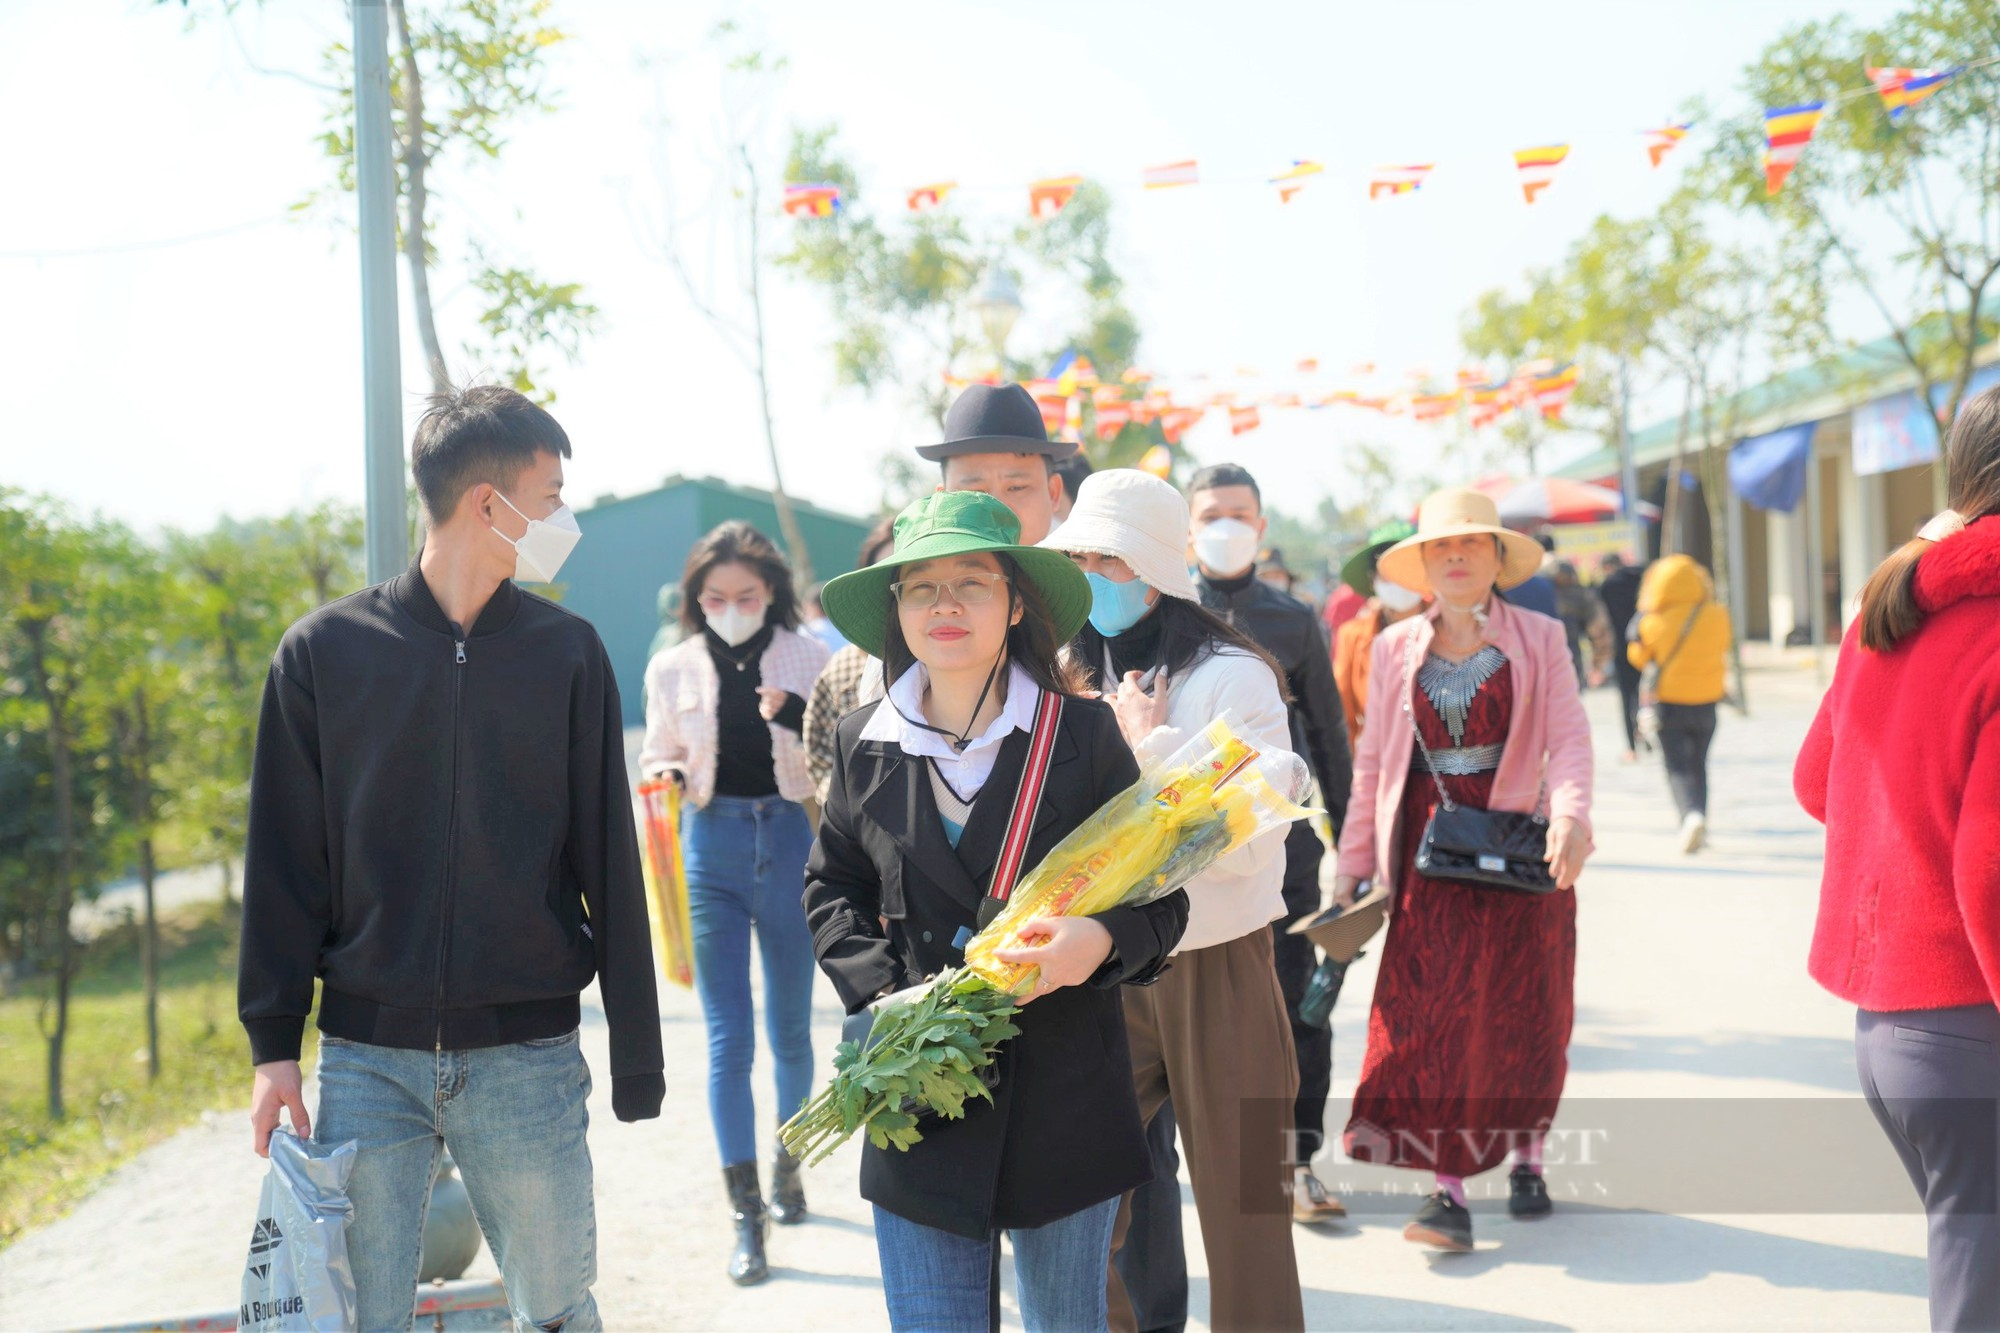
803, 693, 1188, 1239
1599, 564, 1646, 686
1196, 576, 1353, 832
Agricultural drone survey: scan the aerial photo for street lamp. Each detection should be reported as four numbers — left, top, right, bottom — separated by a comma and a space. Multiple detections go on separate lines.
970, 265, 1023, 369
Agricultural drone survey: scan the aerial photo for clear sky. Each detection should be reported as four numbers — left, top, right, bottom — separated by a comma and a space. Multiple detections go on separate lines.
4, 0, 1910, 537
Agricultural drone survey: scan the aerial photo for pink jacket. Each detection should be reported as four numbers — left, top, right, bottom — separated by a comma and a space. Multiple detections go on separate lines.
1336, 596, 1595, 891
639, 628, 831, 809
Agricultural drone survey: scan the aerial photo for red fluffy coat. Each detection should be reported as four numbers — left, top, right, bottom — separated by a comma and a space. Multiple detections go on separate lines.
1796, 516, 2000, 1011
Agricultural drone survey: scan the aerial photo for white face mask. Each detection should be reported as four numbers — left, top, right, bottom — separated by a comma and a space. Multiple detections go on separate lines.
1193, 518, 1261, 576
1374, 577, 1424, 613
493, 492, 582, 584
706, 604, 767, 647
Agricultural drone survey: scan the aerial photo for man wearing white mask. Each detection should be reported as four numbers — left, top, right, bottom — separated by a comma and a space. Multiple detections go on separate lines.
239, 385, 663, 1331
1111, 462, 1354, 1332
1188, 466, 1351, 1220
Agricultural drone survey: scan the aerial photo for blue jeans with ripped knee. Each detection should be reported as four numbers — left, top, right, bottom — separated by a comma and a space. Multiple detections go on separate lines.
314, 1031, 600, 1332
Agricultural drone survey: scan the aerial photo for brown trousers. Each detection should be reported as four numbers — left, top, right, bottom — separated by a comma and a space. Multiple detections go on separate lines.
1107, 927, 1305, 1333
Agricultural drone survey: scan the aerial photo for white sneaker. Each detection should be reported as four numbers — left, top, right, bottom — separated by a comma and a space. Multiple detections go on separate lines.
1679, 811, 1707, 854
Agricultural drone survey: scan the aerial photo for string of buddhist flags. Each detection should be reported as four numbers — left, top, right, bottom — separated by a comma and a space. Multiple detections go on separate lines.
944, 354, 1585, 445
783, 56, 1995, 220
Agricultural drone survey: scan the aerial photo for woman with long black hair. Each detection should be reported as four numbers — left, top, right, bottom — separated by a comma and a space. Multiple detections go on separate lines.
1797, 385, 2000, 1330
639, 521, 830, 1284
806, 490, 1188, 1331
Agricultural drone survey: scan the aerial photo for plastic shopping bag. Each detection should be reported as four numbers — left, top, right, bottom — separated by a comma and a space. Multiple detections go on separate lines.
238, 1128, 359, 1332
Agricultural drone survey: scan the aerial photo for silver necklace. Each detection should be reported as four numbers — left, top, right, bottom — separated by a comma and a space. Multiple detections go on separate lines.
1417, 645, 1506, 745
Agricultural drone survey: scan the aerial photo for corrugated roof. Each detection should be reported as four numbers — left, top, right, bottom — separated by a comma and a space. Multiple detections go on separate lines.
581, 473, 876, 525
1554, 304, 2000, 481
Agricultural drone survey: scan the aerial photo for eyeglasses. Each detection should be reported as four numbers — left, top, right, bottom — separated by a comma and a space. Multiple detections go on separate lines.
890, 573, 1010, 609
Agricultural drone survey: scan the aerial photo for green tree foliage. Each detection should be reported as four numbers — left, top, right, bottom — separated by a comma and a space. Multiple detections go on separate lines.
1704, 1, 2000, 428
0, 492, 362, 1118
304, 0, 601, 400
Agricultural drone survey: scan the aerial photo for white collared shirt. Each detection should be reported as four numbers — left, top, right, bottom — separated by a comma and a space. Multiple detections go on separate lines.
858, 662, 1042, 803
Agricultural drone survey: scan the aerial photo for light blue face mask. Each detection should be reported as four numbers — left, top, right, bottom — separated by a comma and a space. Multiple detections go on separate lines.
1087, 571, 1155, 637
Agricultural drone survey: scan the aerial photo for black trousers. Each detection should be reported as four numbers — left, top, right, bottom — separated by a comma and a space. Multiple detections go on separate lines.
1856, 1004, 2000, 1332
1113, 1103, 1187, 1333
1657, 701, 1718, 818
1272, 821, 1334, 1161
1112, 821, 1327, 1333
1614, 660, 1643, 751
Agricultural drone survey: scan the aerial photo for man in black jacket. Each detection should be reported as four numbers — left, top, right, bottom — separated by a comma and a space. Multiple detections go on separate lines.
1187, 464, 1351, 1221
1598, 552, 1648, 761
1113, 464, 1355, 1332
239, 385, 663, 1331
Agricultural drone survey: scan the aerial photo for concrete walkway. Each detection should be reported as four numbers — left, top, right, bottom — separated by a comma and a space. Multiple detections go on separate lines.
0, 663, 1932, 1331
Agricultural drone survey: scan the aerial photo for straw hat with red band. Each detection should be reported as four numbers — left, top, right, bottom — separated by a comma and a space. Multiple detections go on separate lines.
1373, 487, 1545, 596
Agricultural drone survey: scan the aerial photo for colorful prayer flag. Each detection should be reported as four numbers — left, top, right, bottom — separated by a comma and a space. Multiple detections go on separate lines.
1160, 407, 1204, 444
1094, 401, 1134, 440
1411, 393, 1459, 423
1296, 358, 1320, 373
1467, 381, 1516, 429
1270, 160, 1324, 204
906, 181, 957, 212
1229, 405, 1262, 435
1033, 392, 1069, 433
1143, 160, 1200, 189
1867, 67, 1959, 121
1644, 124, 1692, 168
1512, 145, 1571, 204
1368, 164, 1435, 199
1029, 175, 1084, 219
1763, 103, 1826, 196
782, 183, 842, 218
1530, 364, 1581, 420
1049, 350, 1099, 396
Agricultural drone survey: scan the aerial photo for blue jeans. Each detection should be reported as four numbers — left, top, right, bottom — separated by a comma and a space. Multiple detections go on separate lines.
873, 1198, 1121, 1332
682, 794, 818, 1167
313, 1031, 598, 1332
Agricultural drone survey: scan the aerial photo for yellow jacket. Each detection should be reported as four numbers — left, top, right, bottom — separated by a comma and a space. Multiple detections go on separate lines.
1628, 555, 1731, 704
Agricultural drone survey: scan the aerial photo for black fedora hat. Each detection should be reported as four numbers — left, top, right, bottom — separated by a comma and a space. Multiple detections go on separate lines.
916, 382, 1081, 463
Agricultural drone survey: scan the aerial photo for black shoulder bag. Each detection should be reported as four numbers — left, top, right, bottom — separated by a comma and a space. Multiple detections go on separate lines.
1406, 633, 1559, 895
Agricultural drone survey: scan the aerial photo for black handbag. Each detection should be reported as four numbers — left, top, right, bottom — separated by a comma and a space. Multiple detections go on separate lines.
1405, 634, 1559, 895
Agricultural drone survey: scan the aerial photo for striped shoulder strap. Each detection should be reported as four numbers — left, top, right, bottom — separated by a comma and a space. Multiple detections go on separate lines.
975, 690, 1064, 930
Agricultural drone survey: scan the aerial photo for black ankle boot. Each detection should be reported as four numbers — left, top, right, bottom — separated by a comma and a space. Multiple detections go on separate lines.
723, 1160, 770, 1285
769, 1139, 807, 1225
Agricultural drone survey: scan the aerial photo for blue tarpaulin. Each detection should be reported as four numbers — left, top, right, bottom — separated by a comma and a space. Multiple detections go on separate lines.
1729, 421, 1817, 512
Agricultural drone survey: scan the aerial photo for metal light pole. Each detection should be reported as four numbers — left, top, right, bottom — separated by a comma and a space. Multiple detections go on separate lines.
355, 0, 407, 583
970, 265, 1023, 376
1617, 358, 1644, 560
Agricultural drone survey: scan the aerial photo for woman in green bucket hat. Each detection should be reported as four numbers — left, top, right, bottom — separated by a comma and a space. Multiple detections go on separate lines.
806, 489, 1190, 1331
1331, 519, 1427, 753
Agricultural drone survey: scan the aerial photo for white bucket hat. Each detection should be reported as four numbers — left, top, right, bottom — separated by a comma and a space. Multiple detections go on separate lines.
1041, 469, 1201, 602
1374, 487, 1545, 595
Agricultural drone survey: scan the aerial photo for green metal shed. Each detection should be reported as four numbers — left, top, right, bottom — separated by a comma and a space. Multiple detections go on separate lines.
557, 475, 877, 726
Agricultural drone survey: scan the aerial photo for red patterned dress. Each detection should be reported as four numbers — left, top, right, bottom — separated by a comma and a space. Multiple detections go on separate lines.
1344, 646, 1577, 1179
